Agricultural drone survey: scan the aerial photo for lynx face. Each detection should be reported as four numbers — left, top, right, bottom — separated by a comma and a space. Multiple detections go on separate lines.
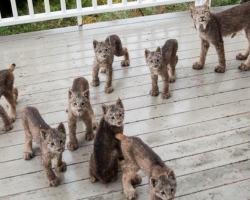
189, 0, 211, 30
69, 89, 89, 117
150, 171, 177, 200
102, 98, 124, 127
40, 123, 66, 153
93, 39, 112, 61
145, 47, 163, 74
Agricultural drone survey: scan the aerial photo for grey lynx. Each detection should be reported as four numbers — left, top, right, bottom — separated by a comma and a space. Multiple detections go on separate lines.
0, 64, 18, 131
116, 134, 177, 200
91, 35, 130, 93
189, 0, 250, 72
22, 106, 67, 187
145, 39, 178, 99
67, 77, 98, 151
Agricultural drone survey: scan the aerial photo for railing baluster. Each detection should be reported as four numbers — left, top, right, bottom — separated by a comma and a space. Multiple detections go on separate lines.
76, 0, 82, 26
27, 0, 34, 18
0, 11, 2, 22
60, 0, 66, 13
92, 0, 97, 9
44, 0, 51, 15
10, 0, 18, 19
108, 0, 112, 7
123, 0, 127, 5
137, 0, 142, 4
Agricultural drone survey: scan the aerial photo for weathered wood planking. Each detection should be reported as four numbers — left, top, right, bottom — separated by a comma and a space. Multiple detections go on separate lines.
1, 5, 250, 200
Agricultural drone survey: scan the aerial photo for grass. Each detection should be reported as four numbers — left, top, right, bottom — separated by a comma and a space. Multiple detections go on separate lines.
0, 0, 247, 36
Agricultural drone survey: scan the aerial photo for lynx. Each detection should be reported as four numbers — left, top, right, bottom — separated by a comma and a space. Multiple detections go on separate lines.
89, 98, 124, 184
116, 134, 177, 200
91, 35, 130, 93
67, 77, 98, 151
0, 64, 18, 131
145, 39, 178, 99
22, 106, 67, 187
189, 0, 250, 72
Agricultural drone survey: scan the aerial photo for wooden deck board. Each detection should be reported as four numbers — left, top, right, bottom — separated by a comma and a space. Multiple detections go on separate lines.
0, 5, 250, 200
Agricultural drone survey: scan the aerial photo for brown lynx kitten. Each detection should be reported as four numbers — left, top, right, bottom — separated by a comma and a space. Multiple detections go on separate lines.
22, 106, 67, 187
67, 77, 98, 151
116, 134, 177, 200
0, 64, 18, 131
145, 39, 178, 99
189, 0, 250, 72
91, 35, 130, 93
89, 98, 124, 184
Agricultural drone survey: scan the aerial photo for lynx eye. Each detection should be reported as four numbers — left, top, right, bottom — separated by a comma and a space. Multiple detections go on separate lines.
74, 103, 77, 106
51, 143, 55, 146
161, 191, 166, 195
157, 59, 159, 62
171, 188, 175, 193
105, 49, 108, 52
60, 140, 63, 144
151, 60, 153, 63
119, 113, 123, 117
111, 116, 115, 120
99, 50, 102, 53
82, 102, 85, 106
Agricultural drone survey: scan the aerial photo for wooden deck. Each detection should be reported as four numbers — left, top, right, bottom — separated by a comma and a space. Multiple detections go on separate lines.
0, 5, 250, 200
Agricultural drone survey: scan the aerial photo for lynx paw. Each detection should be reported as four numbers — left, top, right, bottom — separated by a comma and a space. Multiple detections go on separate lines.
85, 132, 94, 141
55, 161, 67, 172
214, 66, 225, 73
100, 67, 106, 73
23, 151, 34, 160
150, 89, 159, 96
67, 140, 79, 151
169, 76, 176, 83
90, 175, 97, 183
238, 63, 250, 71
4, 124, 13, 131
236, 53, 248, 60
121, 60, 130, 66
49, 177, 60, 187
105, 87, 114, 94
91, 80, 100, 87
124, 188, 137, 200
192, 62, 203, 70
161, 93, 171, 99
131, 174, 142, 185
9, 117, 15, 123
92, 119, 99, 130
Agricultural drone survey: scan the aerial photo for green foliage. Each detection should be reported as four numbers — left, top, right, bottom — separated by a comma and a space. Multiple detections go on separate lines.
0, 0, 247, 36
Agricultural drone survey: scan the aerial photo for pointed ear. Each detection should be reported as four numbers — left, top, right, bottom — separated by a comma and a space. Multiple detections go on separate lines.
68, 89, 74, 99
57, 122, 66, 134
105, 36, 111, 46
189, 3, 195, 12
204, 0, 210, 7
93, 39, 99, 49
150, 177, 158, 188
82, 89, 89, 98
102, 104, 109, 115
167, 170, 175, 180
116, 98, 123, 108
40, 129, 48, 140
156, 46, 161, 55
145, 49, 150, 59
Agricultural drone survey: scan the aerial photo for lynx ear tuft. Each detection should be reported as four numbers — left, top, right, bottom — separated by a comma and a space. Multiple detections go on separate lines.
82, 89, 89, 98
116, 98, 123, 108
156, 46, 161, 55
68, 89, 74, 99
105, 36, 111, 46
40, 129, 48, 140
102, 104, 109, 115
204, 0, 210, 7
167, 170, 175, 180
150, 177, 158, 188
93, 39, 99, 49
189, 3, 195, 12
57, 122, 66, 134
145, 49, 150, 59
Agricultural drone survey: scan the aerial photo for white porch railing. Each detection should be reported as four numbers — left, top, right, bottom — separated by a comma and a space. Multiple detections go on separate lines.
0, 0, 207, 27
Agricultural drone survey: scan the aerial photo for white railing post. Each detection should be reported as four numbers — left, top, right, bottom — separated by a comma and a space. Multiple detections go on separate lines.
92, 0, 97, 9
122, 0, 127, 5
44, 0, 51, 15
195, 0, 211, 6
0, 11, 2, 22
60, 0, 67, 13
10, 0, 18, 19
27, 0, 34, 18
137, 0, 142, 4
108, 0, 112, 7
76, 0, 82, 27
